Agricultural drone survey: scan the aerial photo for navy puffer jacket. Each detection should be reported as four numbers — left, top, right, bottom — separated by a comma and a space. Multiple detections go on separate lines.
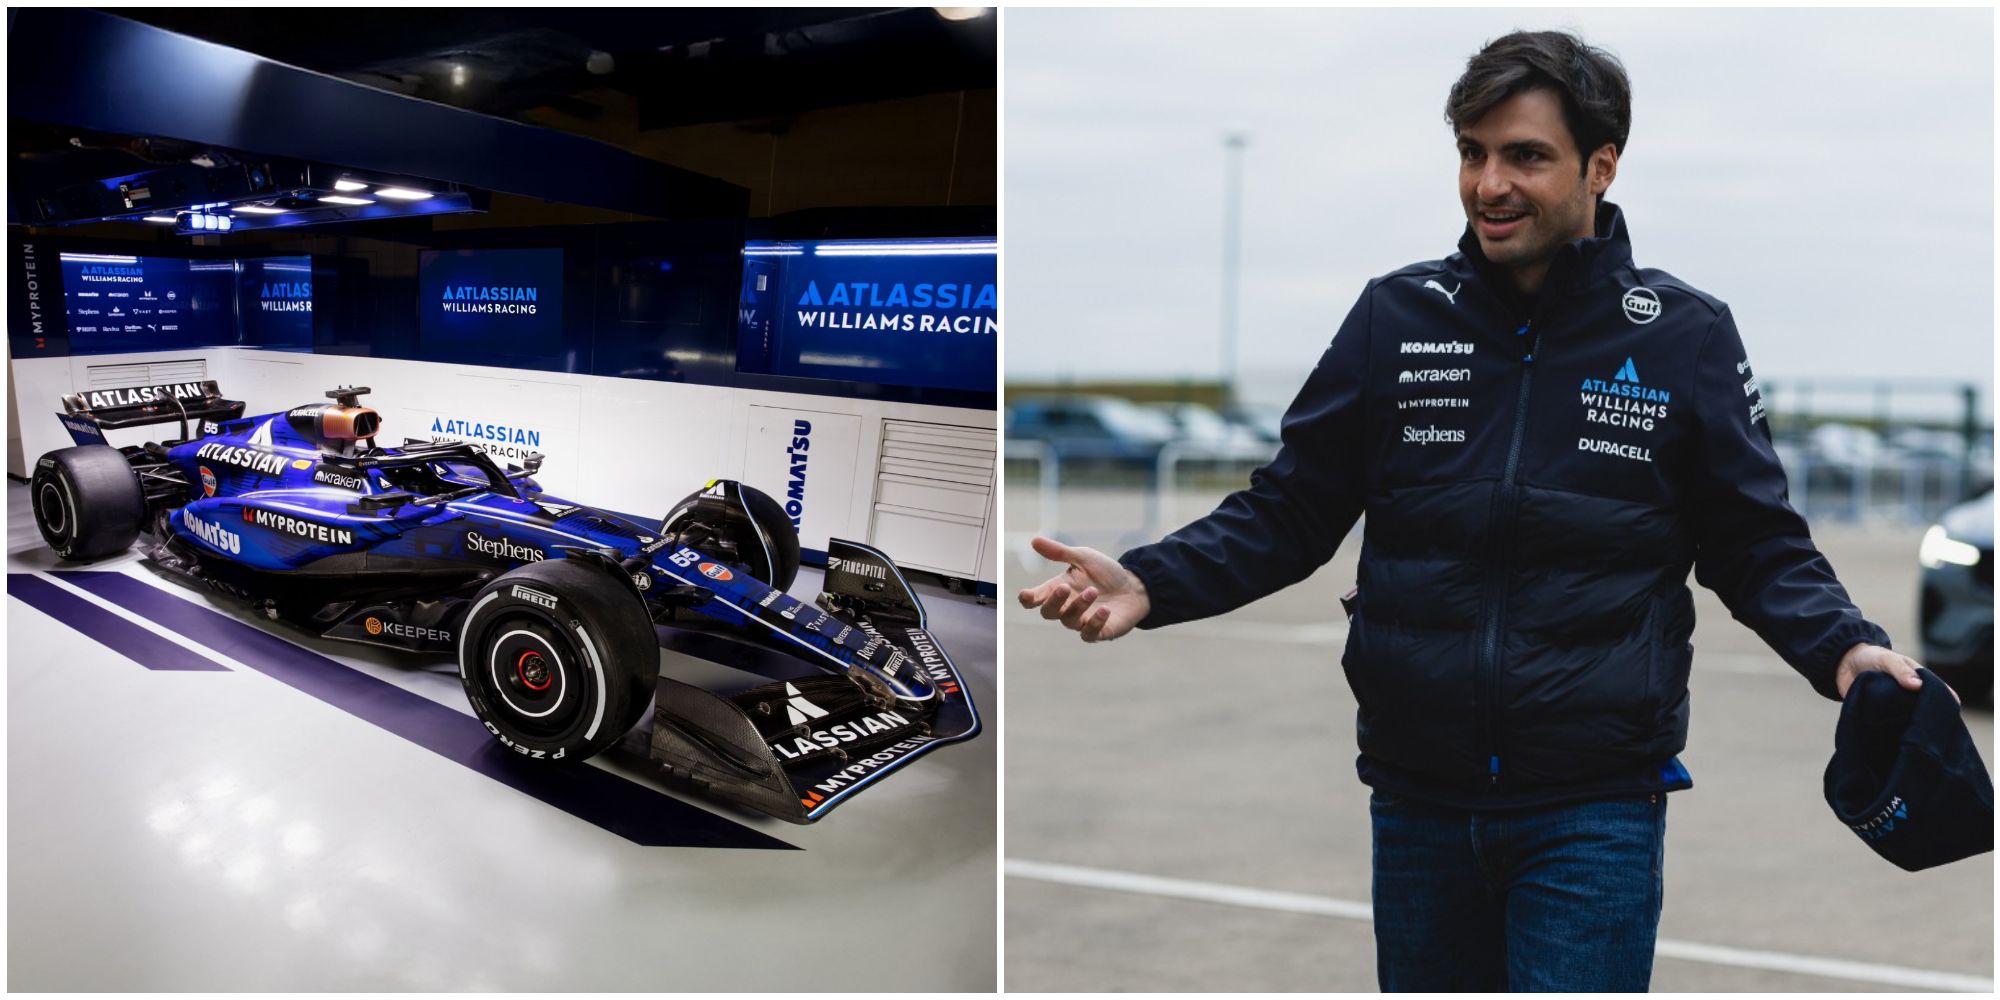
1120, 203, 1889, 792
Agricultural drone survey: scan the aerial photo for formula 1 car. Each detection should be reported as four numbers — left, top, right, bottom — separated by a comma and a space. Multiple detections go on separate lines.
30, 381, 979, 823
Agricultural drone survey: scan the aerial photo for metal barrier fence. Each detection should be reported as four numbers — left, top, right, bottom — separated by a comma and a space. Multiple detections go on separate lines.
1004, 438, 1992, 563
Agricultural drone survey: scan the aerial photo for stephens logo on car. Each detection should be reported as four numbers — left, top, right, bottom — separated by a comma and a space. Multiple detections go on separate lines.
699, 563, 733, 582
465, 531, 546, 563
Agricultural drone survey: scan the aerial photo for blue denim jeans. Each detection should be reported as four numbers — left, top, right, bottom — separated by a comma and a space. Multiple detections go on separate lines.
1370, 789, 1667, 992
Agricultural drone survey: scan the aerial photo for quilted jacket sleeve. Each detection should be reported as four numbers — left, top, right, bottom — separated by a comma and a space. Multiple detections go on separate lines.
1687, 306, 1891, 699
1117, 282, 1375, 629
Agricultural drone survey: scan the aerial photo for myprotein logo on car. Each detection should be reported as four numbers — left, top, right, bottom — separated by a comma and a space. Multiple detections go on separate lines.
1398, 368, 1471, 384
510, 585, 558, 609
312, 467, 368, 491
246, 508, 355, 546
1402, 425, 1467, 446
465, 531, 546, 563
1400, 341, 1474, 355
807, 736, 936, 797
181, 509, 242, 554
196, 441, 291, 476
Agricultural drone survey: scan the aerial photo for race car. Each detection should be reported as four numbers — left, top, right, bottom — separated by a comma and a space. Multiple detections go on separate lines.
29, 381, 980, 823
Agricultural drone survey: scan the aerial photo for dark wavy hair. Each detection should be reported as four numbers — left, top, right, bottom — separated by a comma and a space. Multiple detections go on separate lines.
1445, 30, 1631, 174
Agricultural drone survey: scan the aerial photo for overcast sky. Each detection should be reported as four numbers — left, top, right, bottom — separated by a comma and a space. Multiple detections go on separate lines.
1003, 8, 1994, 420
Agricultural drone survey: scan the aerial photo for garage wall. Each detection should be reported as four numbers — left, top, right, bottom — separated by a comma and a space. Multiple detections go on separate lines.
12, 347, 997, 586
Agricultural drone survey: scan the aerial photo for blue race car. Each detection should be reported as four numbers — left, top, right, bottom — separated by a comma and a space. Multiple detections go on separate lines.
30, 382, 979, 823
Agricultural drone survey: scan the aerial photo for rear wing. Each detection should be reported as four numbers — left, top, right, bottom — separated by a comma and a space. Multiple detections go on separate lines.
59, 380, 244, 445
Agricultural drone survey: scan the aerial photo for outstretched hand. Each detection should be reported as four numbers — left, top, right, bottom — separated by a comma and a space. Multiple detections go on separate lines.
1836, 642, 1957, 703
1017, 536, 1151, 643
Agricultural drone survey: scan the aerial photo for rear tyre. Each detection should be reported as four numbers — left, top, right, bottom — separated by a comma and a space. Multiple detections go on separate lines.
457, 558, 657, 762
660, 480, 800, 591
30, 446, 144, 561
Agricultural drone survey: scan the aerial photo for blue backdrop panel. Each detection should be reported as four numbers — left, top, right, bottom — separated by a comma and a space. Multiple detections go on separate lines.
418, 248, 565, 365
737, 239, 997, 393
238, 256, 314, 349
58, 253, 235, 354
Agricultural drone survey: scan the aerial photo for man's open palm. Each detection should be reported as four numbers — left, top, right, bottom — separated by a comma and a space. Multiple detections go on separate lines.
1017, 536, 1150, 643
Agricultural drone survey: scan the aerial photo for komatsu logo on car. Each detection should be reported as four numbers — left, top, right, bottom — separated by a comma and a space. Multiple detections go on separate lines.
181, 509, 241, 554
828, 556, 886, 581
247, 508, 354, 545
1399, 369, 1471, 384
196, 442, 290, 476
86, 382, 207, 410
466, 531, 546, 563
769, 709, 912, 761
1400, 341, 1474, 355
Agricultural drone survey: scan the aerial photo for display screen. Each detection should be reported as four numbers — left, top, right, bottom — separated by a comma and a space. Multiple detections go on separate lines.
237, 256, 314, 349
418, 248, 565, 361
58, 253, 235, 353
735, 238, 997, 393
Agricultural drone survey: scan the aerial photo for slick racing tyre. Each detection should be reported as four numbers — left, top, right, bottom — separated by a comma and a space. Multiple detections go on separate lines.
660, 480, 800, 592
457, 558, 657, 762
30, 446, 144, 561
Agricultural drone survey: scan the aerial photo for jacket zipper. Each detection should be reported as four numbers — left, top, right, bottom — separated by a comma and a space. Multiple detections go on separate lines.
1479, 318, 1544, 787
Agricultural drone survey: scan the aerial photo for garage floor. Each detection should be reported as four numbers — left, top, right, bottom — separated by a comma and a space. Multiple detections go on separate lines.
7, 480, 996, 991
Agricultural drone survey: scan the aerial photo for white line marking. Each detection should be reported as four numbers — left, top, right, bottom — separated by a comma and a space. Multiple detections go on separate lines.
1005, 858, 1994, 993
31, 571, 257, 672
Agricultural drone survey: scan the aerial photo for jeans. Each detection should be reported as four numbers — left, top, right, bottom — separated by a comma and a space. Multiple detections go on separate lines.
1370, 790, 1667, 992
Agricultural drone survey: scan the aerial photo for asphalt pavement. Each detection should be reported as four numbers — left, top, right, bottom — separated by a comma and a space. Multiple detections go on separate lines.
1002, 487, 1994, 992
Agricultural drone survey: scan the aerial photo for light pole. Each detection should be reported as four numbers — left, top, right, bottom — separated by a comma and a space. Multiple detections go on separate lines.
1219, 131, 1249, 410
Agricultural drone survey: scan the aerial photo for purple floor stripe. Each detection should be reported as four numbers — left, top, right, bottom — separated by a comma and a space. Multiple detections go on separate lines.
54, 571, 794, 850
8, 573, 230, 671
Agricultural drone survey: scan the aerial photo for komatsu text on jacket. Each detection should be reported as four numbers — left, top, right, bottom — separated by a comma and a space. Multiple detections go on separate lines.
1120, 203, 1890, 806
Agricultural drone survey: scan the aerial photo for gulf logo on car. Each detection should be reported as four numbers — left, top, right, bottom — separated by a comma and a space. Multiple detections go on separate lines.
700, 563, 733, 582
198, 466, 217, 497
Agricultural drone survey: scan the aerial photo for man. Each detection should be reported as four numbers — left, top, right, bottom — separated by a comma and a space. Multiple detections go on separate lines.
1019, 30, 1935, 992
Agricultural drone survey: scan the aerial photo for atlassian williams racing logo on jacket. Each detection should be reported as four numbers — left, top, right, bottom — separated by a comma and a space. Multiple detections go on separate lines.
1577, 356, 1665, 463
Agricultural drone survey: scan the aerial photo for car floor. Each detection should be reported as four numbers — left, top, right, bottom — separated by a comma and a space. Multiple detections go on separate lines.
6, 479, 996, 991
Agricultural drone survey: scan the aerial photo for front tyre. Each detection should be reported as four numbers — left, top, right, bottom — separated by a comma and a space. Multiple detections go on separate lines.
457, 559, 657, 762
30, 446, 144, 561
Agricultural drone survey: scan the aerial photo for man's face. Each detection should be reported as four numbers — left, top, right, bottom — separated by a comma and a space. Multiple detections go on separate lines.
1456, 88, 1613, 286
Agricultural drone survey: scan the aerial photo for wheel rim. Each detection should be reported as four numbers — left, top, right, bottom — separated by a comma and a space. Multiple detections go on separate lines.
37, 481, 68, 535
485, 620, 580, 736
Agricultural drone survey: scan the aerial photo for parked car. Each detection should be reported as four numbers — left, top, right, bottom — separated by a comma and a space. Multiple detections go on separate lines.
1005, 395, 1175, 463
1918, 490, 1993, 703
1144, 402, 1273, 460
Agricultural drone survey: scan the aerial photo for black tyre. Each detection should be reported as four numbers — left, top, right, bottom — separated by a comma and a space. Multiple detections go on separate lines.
457, 558, 657, 762
660, 480, 800, 592
30, 446, 144, 561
